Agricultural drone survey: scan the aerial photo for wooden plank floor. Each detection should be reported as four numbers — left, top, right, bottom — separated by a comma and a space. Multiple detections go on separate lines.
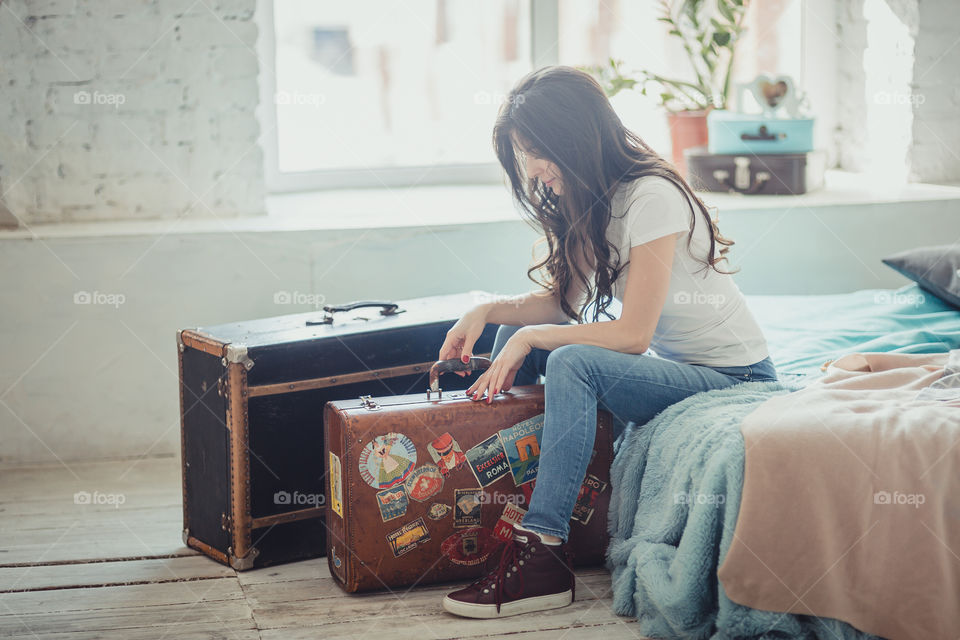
0, 458, 645, 639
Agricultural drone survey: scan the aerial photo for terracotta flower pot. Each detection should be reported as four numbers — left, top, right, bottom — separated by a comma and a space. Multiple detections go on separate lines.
667, 107, 713, 180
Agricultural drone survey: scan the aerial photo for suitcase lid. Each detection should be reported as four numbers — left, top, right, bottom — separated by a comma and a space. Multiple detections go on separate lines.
328, 384, 545, 414
189, 291, 493, 348
707, 109, 814, 124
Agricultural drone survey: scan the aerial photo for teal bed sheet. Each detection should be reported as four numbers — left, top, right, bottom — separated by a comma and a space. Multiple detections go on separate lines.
746, 283, 960, 378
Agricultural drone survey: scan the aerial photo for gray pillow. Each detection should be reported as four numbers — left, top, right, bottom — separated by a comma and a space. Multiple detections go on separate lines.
882, 245, 960, 310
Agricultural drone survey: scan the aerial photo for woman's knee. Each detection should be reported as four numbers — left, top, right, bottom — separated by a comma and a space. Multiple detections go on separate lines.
545, 343, 598, 378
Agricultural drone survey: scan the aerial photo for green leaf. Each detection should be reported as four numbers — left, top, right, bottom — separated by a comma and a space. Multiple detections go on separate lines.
717, 1, 735, 22
713, 31, 731, 46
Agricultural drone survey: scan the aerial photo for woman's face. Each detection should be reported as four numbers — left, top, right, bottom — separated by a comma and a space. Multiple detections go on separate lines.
516, 139, 564, 195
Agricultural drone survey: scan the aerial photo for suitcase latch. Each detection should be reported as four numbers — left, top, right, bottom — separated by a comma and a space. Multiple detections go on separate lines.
733, 157, 751, 191
359, 395, 381, 411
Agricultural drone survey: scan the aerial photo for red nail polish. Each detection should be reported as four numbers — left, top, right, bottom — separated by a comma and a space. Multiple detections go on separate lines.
461, 355, 470, 363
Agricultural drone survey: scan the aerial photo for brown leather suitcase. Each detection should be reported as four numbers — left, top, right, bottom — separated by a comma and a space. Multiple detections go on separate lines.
323, 357, 614, 593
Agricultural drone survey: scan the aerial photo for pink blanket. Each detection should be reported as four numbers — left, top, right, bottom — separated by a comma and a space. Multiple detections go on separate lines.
718, 351, 960, 640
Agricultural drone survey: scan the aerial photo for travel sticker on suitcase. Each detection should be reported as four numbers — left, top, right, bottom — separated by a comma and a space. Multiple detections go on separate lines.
465, 434, 510, 487
329, 452, 344, 518
427, 432, 468, 476
441, 527, 499, 566
358, 433, 417, 489
376, 486, 408, 522
571, 474, 608, 525
498, 413, 544, 486
386, 517, 431, 557
404, 464, 444, 501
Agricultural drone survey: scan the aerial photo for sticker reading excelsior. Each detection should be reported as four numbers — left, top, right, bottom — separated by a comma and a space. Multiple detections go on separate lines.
465, 434, 511, 487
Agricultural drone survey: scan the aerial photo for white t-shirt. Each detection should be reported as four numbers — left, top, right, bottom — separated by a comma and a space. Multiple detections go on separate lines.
599, 175, 770, 367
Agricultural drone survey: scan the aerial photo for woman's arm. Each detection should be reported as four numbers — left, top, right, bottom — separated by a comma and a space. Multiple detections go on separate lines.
478, 289, 570, 326
481, 244, 594, 326
519, 232, 678, 354
465, 232, 678, 400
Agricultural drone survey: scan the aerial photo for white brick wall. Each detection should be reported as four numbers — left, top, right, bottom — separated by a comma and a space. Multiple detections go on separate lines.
910, 1, 960, 183
2, 0, 957, 226
836, 0, 960, 183
0, 0, 265, 224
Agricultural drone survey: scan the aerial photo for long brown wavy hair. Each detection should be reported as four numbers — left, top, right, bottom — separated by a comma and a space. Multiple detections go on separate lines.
493, 65, 735, 323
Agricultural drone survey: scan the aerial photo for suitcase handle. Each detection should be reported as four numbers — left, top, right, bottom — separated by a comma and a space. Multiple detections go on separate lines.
306, 301, 405, 325
427, 356, 492, 399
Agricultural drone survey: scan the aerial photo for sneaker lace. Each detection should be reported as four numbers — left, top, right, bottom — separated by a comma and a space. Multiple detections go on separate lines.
466, 537, 523, 613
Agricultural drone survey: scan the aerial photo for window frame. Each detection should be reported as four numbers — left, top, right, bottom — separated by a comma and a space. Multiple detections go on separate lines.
257, 0, 559, 193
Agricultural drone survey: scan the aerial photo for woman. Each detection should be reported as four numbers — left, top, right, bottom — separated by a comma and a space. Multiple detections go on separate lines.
438, 66, 777, 619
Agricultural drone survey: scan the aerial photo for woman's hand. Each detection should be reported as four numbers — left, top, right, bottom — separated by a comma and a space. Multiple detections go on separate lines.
438, 305, 490, 378
465, 328, 532, 403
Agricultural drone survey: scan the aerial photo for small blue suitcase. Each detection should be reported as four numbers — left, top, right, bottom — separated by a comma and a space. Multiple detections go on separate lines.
708, 109, 814, 155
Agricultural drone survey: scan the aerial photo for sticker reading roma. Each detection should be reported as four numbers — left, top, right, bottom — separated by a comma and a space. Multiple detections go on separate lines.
358, 432, 417, 490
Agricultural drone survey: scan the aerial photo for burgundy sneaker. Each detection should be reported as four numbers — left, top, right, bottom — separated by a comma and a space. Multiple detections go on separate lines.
442, 525, 575, 618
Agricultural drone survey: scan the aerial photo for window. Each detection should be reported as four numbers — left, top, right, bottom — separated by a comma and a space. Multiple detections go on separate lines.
260, 0, 536, 191
259, 0, 826, 192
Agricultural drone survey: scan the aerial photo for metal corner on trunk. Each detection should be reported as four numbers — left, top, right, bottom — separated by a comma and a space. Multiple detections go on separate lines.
229, 547, 259, 571
224, 343, 254, 370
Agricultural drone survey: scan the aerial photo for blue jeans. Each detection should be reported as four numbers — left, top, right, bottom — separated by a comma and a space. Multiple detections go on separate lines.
489, 323, 778, 541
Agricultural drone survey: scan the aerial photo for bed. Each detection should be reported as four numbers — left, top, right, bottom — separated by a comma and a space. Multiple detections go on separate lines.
606, 283, 960, 640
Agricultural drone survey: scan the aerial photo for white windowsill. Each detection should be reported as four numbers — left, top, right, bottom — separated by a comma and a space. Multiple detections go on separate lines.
3, 170, 959, 240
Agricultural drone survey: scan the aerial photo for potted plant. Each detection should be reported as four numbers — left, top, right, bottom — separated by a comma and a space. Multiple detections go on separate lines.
581, 0, 751, 178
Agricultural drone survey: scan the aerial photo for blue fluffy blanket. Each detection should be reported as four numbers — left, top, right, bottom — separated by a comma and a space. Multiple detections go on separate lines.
606, 381, 884, 640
